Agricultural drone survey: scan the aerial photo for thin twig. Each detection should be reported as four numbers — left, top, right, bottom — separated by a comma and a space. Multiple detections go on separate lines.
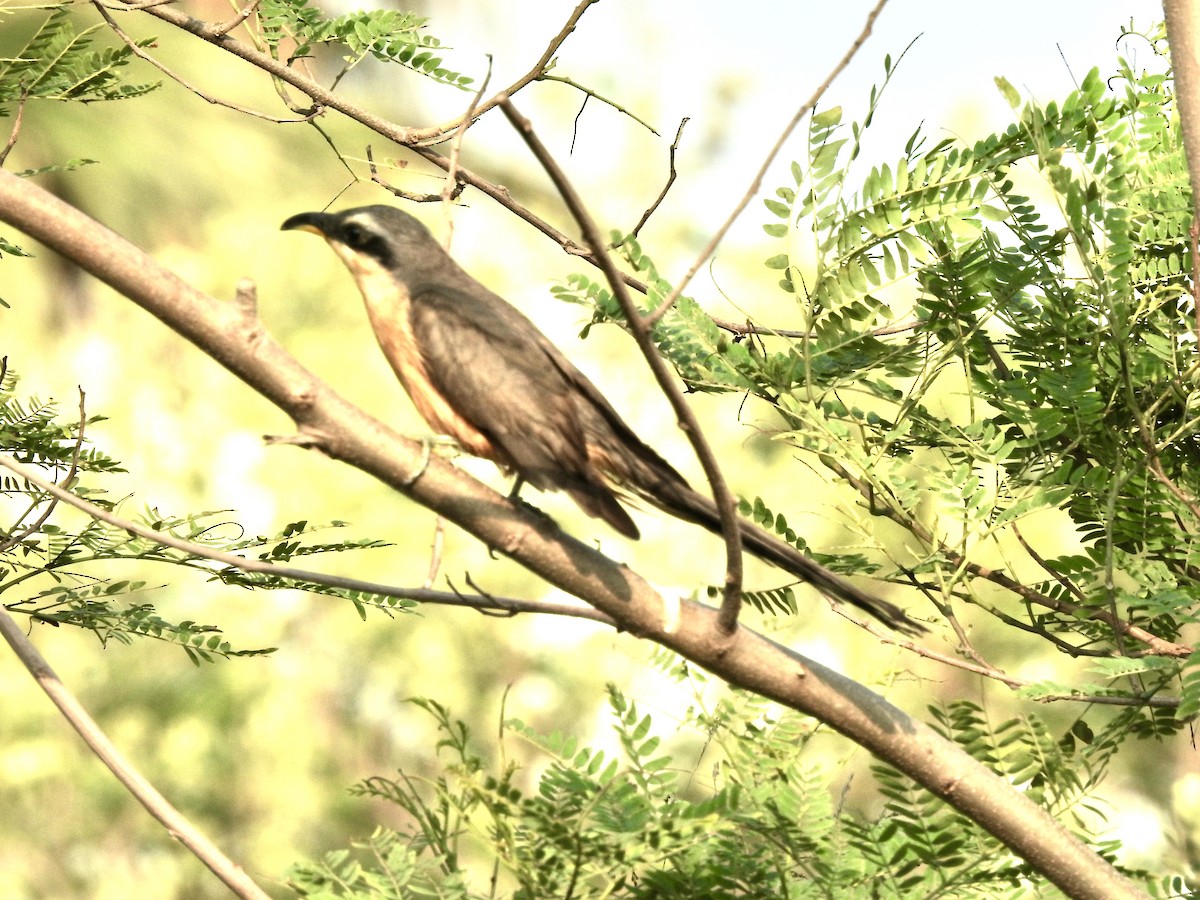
1012, 522, 1088, 603
498, 96, 745, 634
898, 566, 993, 669
94, 1, 321, 124
95, 0, 176, 9
0, 453, 615, 626
844, 614, 1178, 706
423, 516, 445, 589
1145, 444, 1200, 523
442, 55, 493, 244
569, 92, 589, 154
0, 90, 30, 166
0, 607, 271, 898
410, 0, 602, 146
211, 0, 262, 37
366, 146, 446, 203
541, 73, 659, 135
645, 0, 891, 326
627, 117, 688, 240
0, 388, 88, 554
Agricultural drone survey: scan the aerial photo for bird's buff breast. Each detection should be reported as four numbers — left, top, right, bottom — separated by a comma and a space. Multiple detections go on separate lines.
330, 244, 496, 458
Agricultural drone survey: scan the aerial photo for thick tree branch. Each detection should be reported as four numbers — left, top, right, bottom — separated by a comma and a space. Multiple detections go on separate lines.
1165, 2, 1200, 351
0, 166, 1145, 900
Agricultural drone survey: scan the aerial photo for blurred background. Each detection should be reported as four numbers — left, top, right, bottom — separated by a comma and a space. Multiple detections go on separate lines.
0, 0, 1172, 895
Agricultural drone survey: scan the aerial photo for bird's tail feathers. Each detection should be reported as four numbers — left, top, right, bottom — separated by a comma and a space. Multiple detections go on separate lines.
634, 474, 926, 636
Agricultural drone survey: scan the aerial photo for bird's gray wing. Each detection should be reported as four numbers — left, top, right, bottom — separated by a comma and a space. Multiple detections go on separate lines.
409, 283, 639, 537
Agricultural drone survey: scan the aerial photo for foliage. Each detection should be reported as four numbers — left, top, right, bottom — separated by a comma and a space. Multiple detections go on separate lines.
0, 6, 157, 296
558, 26, 1199, 720
257, 0, 474, 90
0, 7, 159, 116
2, 0, 1198, 894
0, 361, 401, 662
287, 679, 1154, 898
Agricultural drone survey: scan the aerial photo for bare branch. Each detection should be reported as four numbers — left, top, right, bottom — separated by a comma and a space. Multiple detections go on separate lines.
627, 117, 688, 240
366, 146, 447, 203
441, 56, 494, 243
0, 90, 29, 166
541, 73, 660, 136
498, 96, 746, 634
0, 608, 270, 899
645, 0, 891, 326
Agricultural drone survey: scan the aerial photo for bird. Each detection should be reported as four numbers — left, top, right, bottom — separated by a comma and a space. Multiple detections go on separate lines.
282, 205, 925, 635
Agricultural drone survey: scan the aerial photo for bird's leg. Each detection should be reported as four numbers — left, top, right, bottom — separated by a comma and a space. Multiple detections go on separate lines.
507, 476, 526, 501
503, 475, 560, 530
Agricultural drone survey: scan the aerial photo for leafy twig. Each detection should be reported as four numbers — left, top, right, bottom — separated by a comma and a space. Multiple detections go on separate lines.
94, 1, 321, 124
0, 453, 616, 626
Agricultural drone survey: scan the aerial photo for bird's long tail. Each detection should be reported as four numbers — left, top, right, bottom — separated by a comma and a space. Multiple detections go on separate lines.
632, 473, 927, 636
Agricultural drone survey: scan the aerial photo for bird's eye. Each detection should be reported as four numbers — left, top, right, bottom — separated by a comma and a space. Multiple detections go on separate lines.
341, 222, 369, 249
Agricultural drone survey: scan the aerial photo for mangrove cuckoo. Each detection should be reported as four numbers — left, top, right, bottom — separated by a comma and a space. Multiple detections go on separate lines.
282, 205, 924, 635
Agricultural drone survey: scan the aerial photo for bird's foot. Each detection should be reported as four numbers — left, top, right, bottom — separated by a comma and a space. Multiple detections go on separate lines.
400, 435, 438, 486
506, 486, 558, 530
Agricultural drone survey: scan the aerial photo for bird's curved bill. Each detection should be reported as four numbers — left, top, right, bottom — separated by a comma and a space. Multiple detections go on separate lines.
280, 211, 335, 236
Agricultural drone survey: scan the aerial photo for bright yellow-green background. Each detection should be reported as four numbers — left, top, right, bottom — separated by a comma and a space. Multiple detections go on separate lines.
0, 1, 1182, 896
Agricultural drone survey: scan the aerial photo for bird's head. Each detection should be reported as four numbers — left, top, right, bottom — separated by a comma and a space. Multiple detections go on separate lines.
281, 205, 439, 276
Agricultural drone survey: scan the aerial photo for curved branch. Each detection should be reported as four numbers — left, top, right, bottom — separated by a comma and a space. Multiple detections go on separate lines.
0, 164, 1145, 900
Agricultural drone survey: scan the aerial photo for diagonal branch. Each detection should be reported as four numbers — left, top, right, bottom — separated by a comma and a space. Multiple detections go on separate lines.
0, 165, 1145, 900
499, 97, 745, 635
0, 607, 270, 899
